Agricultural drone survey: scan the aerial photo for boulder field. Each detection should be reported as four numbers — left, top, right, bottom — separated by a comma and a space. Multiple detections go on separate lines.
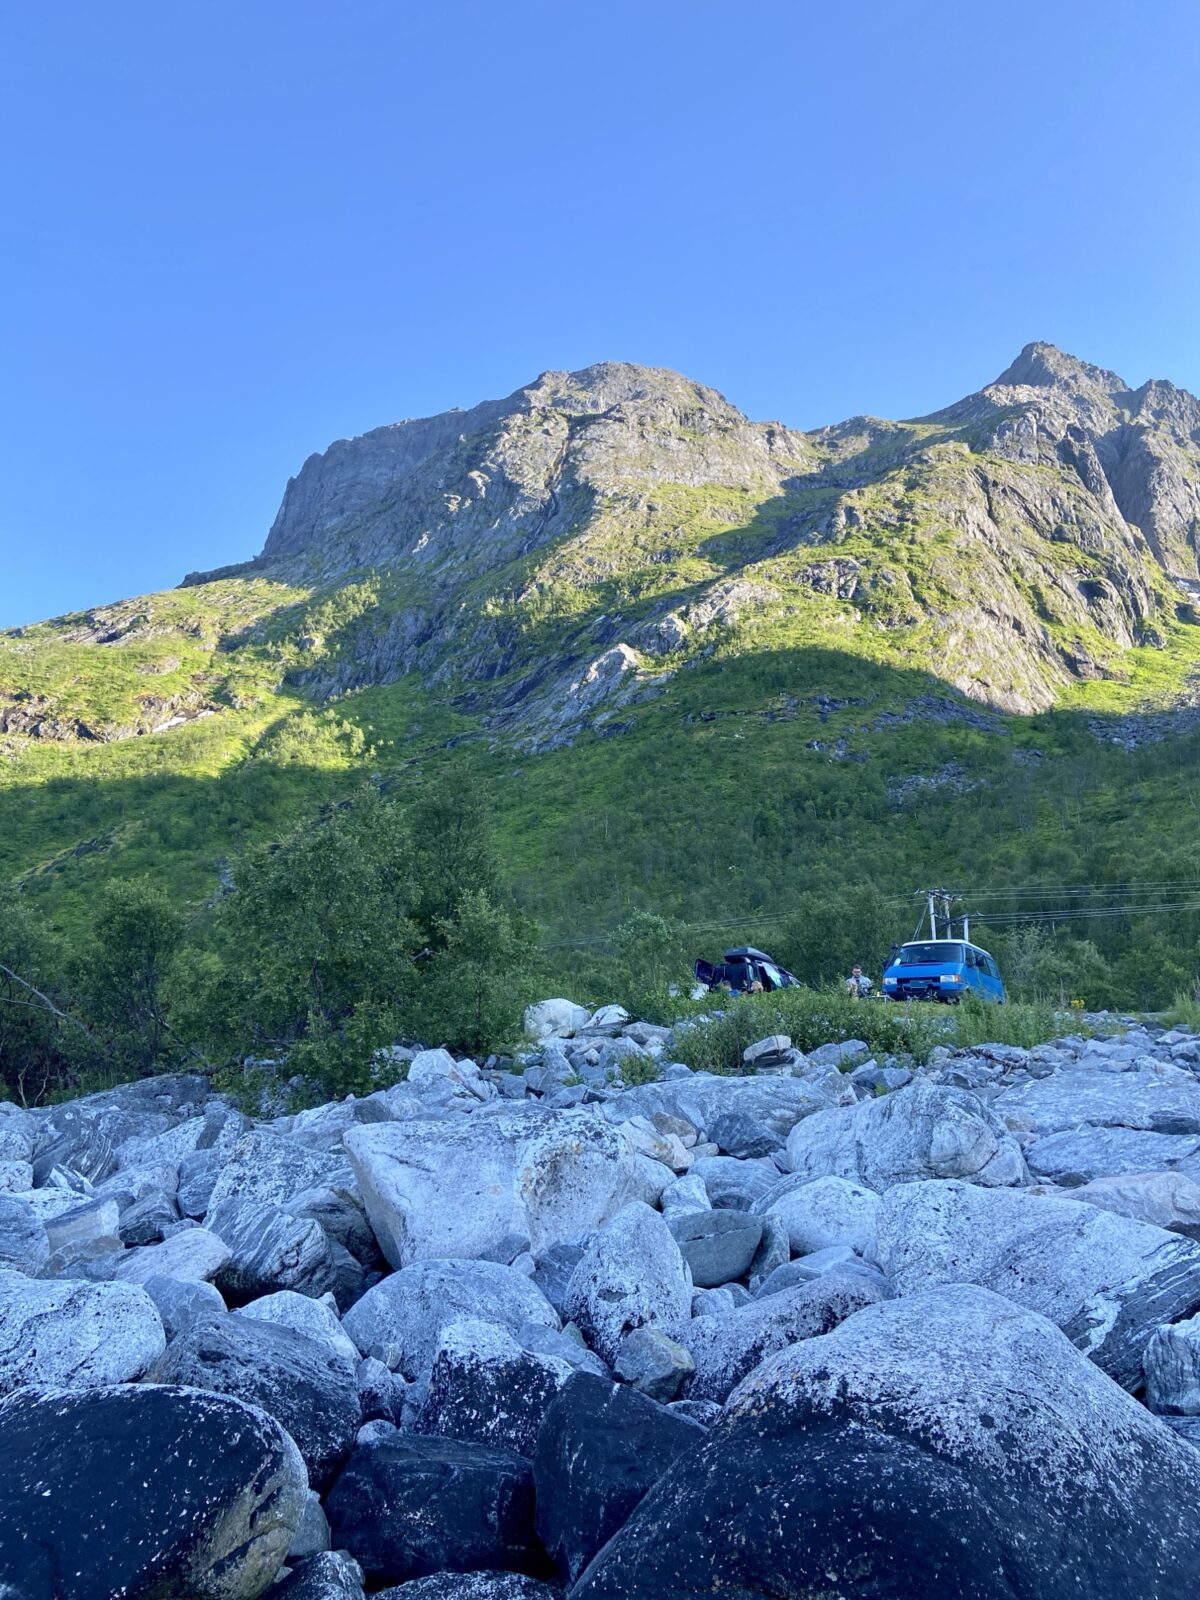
4, 1010, 1200, 1596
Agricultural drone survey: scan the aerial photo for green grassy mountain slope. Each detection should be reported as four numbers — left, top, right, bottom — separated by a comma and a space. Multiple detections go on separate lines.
5, 344, 1200, 1002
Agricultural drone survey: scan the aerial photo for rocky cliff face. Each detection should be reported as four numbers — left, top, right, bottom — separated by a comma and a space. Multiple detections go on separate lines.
9, 345, 1200, 749
218, 344, 1200, 733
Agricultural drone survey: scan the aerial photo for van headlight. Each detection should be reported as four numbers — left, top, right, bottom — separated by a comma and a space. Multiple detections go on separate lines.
883, 976, 897, 986
942, 973, 962, 984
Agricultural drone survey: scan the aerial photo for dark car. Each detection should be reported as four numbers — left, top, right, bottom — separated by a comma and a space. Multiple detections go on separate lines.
694, 946, 800, 994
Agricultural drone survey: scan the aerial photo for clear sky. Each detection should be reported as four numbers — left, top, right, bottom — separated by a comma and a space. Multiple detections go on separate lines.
3, 0, 1199, 626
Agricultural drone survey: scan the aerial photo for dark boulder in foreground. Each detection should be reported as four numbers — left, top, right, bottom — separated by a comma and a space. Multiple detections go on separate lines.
324, 1432, 547, 1587
532, 1372, 703, 1585
0, 1383, 306, 1600
572, 1286, 1200, 1600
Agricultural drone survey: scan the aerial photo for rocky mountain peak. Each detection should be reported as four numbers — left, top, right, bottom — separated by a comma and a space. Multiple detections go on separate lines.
991, 341, 1129, 397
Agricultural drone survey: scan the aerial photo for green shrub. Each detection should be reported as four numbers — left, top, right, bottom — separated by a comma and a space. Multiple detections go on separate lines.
949, 995, 1075, 1051
619, 1052, 661, 1086
672, 988, 944, 1074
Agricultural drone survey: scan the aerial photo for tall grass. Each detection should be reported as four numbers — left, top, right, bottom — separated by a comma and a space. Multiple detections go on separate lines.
670, 988, 1074, 1074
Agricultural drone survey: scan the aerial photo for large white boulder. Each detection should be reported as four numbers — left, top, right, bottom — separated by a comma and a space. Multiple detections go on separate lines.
875, 1178, 1200, 1388
785, 1077, 1028, 1192
345, 1105, 644, 1268
524, 999, 591, 1040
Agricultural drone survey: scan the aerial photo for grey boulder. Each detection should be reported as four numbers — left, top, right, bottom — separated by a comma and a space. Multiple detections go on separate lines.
784, 1077, 1027, 1191
414, 1316, 574, 1456
753, 1172, 880, 1255
207, 1196, 338, 1302
0, 1194, 48, 1275
151, 1313, 361, 1489
563, 1203, 692, 1366
876, 1178, 1200, 1388
996, 1066, 1200, 1135
666, 1209, 762, 1287
1052, 1169, 1200, 1238
684, 1270, 886, 1403
342, 1258, 558, 1380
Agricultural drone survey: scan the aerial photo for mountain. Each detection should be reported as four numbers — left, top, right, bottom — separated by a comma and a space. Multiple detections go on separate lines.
5, 344, 1200, 999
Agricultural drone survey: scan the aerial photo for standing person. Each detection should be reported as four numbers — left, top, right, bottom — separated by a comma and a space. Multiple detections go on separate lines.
845, 964, 872, 999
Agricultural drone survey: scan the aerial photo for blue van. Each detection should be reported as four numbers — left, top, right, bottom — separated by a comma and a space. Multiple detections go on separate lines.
881, 940, 1006, 1004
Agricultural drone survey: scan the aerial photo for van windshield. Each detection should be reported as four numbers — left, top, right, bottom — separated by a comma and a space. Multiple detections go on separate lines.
898, 942, 965, 966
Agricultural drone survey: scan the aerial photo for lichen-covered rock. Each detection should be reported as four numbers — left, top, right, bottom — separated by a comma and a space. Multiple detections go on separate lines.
414, 1317, 573, 1456
345, 1107, 643, 1269
0, 1268, 164, 1394
573, 1286, 1200, 1600
784, 1077, 1027, 1191
324, 1433, 546, 1587
612, 1326, 695, 1401
267, 1550, 364, 1600
0, 1383, 306, 1600
563, 1203, 692, 1366
683, 1270, 885, 1402
533, 1371, 703, 1585
151, 1313, 360, 1489
375, 1576, 559, 1600
342, 1258, 558, 1379
205, 1130, 350, 1217
876, 1178, 1200, 1388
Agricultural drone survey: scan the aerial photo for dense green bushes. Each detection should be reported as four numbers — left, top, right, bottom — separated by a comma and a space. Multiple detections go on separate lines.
0, 776, 538, 1104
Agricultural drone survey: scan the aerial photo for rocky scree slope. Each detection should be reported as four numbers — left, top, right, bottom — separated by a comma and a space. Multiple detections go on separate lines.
8, 1003, 1200, 1594
7, 343, 1200, 757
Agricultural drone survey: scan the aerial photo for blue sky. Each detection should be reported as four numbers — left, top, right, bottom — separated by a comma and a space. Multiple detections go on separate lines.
2, 0, 1198, 626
